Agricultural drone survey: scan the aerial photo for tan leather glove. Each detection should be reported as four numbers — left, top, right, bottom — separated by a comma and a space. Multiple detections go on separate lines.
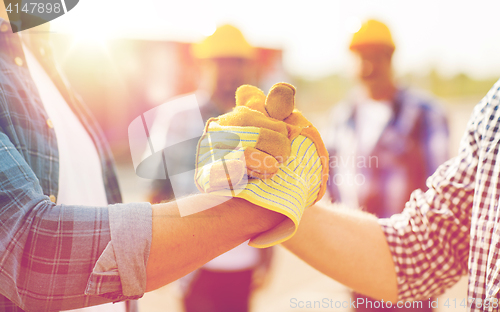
195, 83, 329, 247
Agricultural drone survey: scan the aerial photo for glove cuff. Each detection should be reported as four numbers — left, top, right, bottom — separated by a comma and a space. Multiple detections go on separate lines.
299, 125, 329, 205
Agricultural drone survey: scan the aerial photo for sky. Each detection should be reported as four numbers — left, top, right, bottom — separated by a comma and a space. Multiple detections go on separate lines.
50, 0, 500, 80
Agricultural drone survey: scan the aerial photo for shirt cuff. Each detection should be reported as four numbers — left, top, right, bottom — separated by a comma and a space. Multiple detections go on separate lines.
378, 216, 409, 301
85, 202, 152, 300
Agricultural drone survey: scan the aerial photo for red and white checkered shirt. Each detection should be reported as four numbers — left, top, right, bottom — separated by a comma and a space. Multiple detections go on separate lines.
379, 79, 500, 311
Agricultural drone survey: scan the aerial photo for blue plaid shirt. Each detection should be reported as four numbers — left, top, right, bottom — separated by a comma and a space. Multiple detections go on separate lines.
325, 87, 449, 218
0, 19, 151, 311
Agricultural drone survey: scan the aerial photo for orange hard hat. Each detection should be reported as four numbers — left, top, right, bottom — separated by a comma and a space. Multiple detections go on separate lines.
349, 19, 395, 52
191, 24, 255, 59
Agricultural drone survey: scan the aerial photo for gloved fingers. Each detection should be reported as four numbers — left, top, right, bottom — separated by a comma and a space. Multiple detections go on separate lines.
209, 158, 246, 192
235, 85, 268, 115
200, 145, 282, 181
265, 83, 295, 121
204, 123, 260, 149
195, 130, 248, 184
198, 147, 280, 192
205, 122, 290, 161
284, 112, 313, 141
254, 128, 291, 161
246, 169, 276, 180
217, 106, 288, 137
243, 147, 280, 178
197, 147, 244, 170
235, 83, 296, 122
201, 158, 246, 193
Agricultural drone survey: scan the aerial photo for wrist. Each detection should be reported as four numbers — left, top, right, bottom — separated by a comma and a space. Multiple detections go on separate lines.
225, 197, 286, 236
157, 194, 285, 237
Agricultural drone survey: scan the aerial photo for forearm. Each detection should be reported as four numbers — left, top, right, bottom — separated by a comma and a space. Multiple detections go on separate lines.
146, 194, 284, 291
282, 203, 398, 302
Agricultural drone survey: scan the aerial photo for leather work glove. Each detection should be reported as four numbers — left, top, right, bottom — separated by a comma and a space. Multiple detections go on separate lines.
195, 83, 329, 248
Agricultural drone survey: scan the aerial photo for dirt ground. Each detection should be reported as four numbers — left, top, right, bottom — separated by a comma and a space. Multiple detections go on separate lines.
116, 97, 478, 312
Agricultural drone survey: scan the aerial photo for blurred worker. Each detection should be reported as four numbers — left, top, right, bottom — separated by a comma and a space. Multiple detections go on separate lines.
147, 24, 273, 312
324, 19, 449, 312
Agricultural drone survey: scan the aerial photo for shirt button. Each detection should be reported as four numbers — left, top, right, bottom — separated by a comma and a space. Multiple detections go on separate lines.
46, 119, 54, 128
14, 57, 23, 66
0, 23, 9, 32
49, 195, 56, 203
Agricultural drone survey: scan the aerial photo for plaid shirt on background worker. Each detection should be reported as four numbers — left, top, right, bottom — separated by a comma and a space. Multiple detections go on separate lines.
0, 19, 151, 311
379, 79, 500, 312
325, 87, 449, 219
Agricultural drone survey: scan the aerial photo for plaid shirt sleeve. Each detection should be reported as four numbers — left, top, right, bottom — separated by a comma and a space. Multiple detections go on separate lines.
0, 20, 153, 311
0, 128, 152, 311
378, 97, 486, 301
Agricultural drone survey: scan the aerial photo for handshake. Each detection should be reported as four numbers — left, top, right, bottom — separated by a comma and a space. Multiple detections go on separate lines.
194, 83, 329, 248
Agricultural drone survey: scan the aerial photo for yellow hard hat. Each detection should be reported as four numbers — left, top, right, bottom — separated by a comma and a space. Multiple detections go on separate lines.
192, 24, 255, 59
349, 19, 395, 52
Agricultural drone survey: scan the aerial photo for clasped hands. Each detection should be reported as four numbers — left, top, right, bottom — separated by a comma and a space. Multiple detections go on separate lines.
195, 83, 329, 248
